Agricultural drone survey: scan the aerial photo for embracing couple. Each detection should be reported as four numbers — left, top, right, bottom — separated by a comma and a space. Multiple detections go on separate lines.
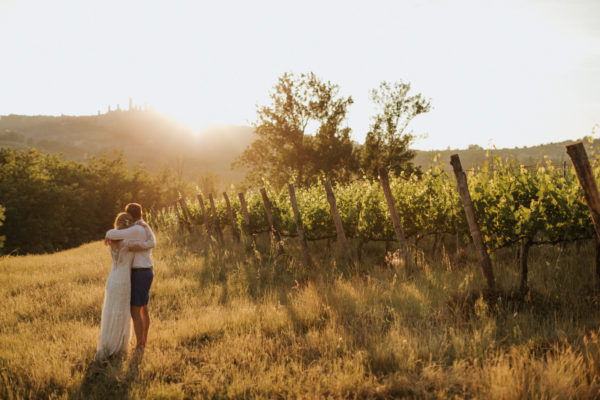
96, 202, 156, 360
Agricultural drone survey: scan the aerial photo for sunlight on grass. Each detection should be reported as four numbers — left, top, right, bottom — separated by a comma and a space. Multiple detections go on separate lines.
1, 231, 600, 398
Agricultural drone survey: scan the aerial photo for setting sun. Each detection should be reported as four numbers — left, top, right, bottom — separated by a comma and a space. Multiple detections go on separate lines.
1, 0, 598, 149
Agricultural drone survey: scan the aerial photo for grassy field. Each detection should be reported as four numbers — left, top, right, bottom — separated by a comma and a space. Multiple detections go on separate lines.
1, 230, 600, 399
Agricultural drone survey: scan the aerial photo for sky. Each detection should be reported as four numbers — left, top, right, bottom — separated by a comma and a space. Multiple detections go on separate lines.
0, 0, 598, 150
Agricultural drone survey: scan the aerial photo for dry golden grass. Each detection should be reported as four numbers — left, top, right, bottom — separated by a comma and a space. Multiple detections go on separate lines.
1, 231, 600, 399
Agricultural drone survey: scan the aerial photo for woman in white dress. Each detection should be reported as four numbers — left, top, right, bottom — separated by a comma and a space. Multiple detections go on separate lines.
96, 212, 135, 360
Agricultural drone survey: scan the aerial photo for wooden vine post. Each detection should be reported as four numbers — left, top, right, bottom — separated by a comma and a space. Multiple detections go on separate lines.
223, 192, 240, 242
164, 203, 171, 223
566, 142, 600, 238
169, 201, 176, 226
450, 154, 495, 291
208, 193, 224, 243
155, 209, 160, 229
238, 192, 256, 246
197, 194, 212, 236
174, 200, 185, 230
165, 202, 175, 226
288, 183, 313, 267
260, 188, 284, 254
152, 208, 160, 230
178, 198, 194, 233
172, 202, 179, 225
519, 238, 532, 292
158, 205, 167, 227
323, 180, 352, 261
379, 167, 409, 266
566, 142, 600, 280
595, 236, 600, 281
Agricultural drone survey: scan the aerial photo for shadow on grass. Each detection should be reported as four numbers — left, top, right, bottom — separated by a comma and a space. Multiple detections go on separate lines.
446, 287, 568, 322
69, 351, 143, 400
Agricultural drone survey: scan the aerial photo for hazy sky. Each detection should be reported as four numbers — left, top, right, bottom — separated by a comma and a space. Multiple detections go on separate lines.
0, 0, 598, 150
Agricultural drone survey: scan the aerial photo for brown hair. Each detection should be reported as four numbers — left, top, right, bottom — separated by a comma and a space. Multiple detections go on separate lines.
114, 212, 134, 230
125, 203, 143, 221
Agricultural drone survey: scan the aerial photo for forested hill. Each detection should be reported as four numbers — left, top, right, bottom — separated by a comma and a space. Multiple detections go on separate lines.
0, 111, 255, 185
413, 141, 586, 172
0, 111, 592, 178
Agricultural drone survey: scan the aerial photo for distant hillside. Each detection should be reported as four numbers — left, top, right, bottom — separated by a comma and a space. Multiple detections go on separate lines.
412, 139, 596, 172
1, 111, 593, 184
0, 111, 256, 189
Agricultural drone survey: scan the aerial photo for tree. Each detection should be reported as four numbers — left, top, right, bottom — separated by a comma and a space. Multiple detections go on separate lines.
0, 148, 168, 254
234, 72, 356, 188
0, 148, 89, 253
361, 81, 431, 179
304, 74, 357, 182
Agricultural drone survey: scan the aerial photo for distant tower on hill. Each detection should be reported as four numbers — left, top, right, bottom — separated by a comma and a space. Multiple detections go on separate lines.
108, 105, 111, 112
117, 104, 121, 111
129, 97, 133, 111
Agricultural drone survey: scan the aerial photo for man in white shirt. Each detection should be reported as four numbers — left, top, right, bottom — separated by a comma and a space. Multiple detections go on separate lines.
105, 202, 156, 352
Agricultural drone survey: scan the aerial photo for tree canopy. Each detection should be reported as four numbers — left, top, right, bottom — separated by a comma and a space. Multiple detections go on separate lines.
361, 81, 431, 179
234, 72, 357, 188
235, 73, 430, 187
0, 148, 186, 254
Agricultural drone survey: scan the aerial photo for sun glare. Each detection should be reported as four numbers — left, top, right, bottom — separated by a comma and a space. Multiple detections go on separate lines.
0, 0, 597, 149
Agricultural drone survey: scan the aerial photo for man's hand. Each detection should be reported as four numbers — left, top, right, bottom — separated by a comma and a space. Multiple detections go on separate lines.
136, 220, 148, 228
104, 238, 111, 246
128, 244, 146, 252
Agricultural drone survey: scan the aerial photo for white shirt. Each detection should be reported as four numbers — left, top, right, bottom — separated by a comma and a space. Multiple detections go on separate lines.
105, 220, 156, 269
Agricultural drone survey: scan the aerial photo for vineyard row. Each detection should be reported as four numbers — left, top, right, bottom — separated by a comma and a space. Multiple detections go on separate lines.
146, 143, 600, 292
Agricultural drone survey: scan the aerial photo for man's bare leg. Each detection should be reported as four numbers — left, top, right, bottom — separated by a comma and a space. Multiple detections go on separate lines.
141, 305, 150, 347
131, 305, 144, 350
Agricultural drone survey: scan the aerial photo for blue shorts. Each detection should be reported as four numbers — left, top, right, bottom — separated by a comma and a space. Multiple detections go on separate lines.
131, 269, 154, 306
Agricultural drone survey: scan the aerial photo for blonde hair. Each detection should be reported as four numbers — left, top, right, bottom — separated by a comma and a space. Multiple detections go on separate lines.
114, 212, 134, 230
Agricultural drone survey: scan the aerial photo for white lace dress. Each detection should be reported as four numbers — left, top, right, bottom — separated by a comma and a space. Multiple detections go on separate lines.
96, 242, 133, 359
